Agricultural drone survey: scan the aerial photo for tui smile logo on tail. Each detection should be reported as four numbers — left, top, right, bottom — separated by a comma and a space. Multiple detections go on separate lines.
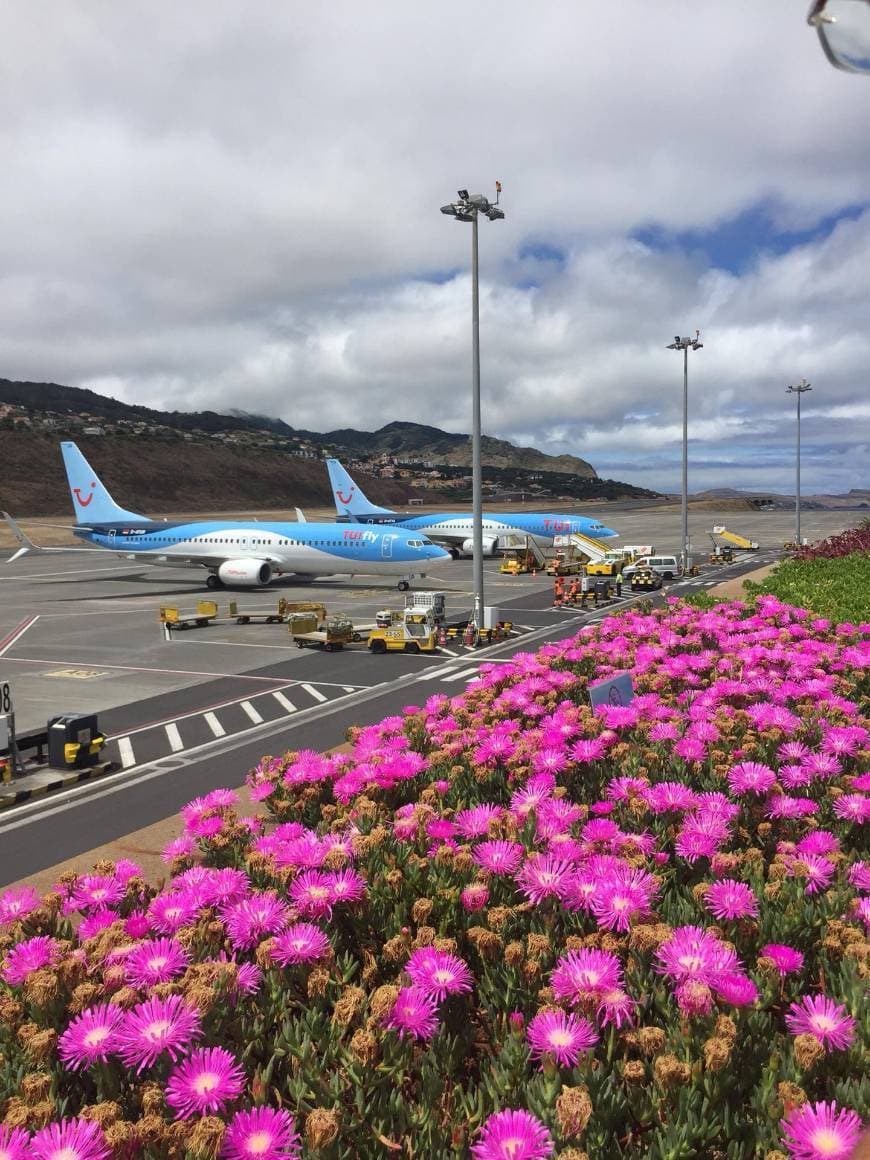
336, 487, 355, 505
73, 481, 96, 507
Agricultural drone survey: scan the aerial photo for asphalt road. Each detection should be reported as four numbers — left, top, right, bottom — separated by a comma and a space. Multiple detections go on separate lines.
0, 545, 782, 885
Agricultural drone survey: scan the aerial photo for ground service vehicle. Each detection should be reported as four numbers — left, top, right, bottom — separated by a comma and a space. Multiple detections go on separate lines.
622, 555, 681, 582
711, 526, 759, 550
630, 568, 663, 591
292, 615, 355, 651
368, 608, 438, 653
405, 591, 447, 625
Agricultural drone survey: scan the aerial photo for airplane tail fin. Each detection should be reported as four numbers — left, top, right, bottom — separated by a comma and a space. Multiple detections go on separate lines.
60, 442, 146, 525
326, 459, 396, 518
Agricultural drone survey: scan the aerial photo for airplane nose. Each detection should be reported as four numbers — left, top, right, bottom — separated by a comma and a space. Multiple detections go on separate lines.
599, 526, 619, 538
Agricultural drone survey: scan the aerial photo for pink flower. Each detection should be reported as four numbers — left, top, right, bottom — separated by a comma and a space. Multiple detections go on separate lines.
471, 1109, 554, 1160
223, 892, 290, 951
515, 854, 572, 905
58, 1003, 124, 1070
67, 874, 126, 913
785, 995, 857, 1053
2, 936, 60, 986
654, 925, 740, 988
703, 879, 759, 921
30, 1118, 110, 1160
147, 891, 198, 934
526, 1009, 598, 1068
384, 985, 439, 1041
0, 1125, 31, 1160
727, 761, 776, 796
222, 1106, 302, 1159
780, 1099, 862, 1160
760, 944, 805, 976
165, 1046, 245, 1119
125, 937, 190, 988
0, 886, 41, 926
787, 854, 835, 895
289, 870, 335, 919
269, 923, 331, 967
472, 840, 525, 875
406, 948, 473, 1000
590, 868, 657, 933
326, 869, 366, 905
455, 804, 503, 838
461, 882, 490, 912
550, 948, 623, 1004
597, 986, 636, 1028
117, 994, 202, 1072
833, 794, 870, 823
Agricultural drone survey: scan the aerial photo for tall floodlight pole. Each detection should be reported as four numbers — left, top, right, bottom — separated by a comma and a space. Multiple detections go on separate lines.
786, 379, 812, 546
666, 331, 703, 573
441, 185, 505, 632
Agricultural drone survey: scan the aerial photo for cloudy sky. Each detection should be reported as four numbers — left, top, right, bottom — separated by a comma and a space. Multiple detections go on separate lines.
2, 1, 869, 494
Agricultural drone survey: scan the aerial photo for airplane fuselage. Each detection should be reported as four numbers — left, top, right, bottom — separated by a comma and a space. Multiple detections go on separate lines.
341, 511, 618, 546
74, 519, 444, 576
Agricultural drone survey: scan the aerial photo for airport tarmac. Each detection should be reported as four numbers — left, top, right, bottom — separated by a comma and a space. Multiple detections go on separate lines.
0, 504, 856, 740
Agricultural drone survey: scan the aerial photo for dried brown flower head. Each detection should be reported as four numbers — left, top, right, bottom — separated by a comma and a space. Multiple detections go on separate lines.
350, 1028, 379, 1066
653, 1053, 691, 1088
793, 1033, 825, 1070
555, 1085, 593, 1138
305, 1108, 341, 1150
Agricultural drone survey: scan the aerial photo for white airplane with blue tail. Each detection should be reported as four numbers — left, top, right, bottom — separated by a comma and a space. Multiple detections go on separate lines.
326, 459, 620, 556
3, 443, 448, 590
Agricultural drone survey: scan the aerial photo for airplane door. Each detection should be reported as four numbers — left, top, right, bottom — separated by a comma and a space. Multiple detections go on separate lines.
382, 534, 396, 558
108, 529, 116, 547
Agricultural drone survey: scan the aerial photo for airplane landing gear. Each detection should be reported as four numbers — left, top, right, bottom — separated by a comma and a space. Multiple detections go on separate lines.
397, 579, 411, 592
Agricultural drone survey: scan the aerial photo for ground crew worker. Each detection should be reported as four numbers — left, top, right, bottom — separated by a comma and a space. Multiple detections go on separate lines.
615, 572, 623, 598
553, 575, 565, 607
567, 577, 579, 605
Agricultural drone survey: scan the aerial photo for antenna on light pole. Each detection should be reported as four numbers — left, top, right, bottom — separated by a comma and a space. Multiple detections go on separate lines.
666, 331, 703, 574
440, 184, 505, 636
786, 379, 812, 547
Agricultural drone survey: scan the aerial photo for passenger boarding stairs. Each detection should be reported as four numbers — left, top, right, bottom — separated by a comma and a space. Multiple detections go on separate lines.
552, 532, 610, 563
498, 533, 547, 568
711, 526, 759, 551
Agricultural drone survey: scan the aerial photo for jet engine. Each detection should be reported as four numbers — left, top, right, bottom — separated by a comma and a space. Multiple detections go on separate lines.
461, 536, 499, 557
218, 559, 273, 587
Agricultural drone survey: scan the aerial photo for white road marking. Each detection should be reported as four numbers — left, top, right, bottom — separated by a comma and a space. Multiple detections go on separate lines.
342, 686, 355, 693
117, 737, 136, 768
165, 723, 184, 752
441, 667, 480, 682
272, 691, 297, 714
204, 712, 226, 737
240, 700, 263, 724
301, 683, 328, 703
438, 646, 460, 657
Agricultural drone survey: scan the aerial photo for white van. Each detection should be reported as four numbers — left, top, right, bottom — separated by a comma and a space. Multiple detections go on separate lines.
622, 555, 682, 581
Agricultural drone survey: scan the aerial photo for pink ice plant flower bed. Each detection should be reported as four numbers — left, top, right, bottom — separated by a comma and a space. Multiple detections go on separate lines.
0, 594, 866, 1157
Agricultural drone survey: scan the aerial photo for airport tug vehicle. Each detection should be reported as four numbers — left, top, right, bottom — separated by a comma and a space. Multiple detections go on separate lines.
368, 606, 439, 654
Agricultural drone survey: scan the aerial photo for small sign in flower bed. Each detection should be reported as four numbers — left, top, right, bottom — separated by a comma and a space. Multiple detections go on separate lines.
0, 595, 868, 1159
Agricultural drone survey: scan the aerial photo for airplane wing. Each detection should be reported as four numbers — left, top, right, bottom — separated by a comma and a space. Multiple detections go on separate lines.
2, 512, 103, 562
